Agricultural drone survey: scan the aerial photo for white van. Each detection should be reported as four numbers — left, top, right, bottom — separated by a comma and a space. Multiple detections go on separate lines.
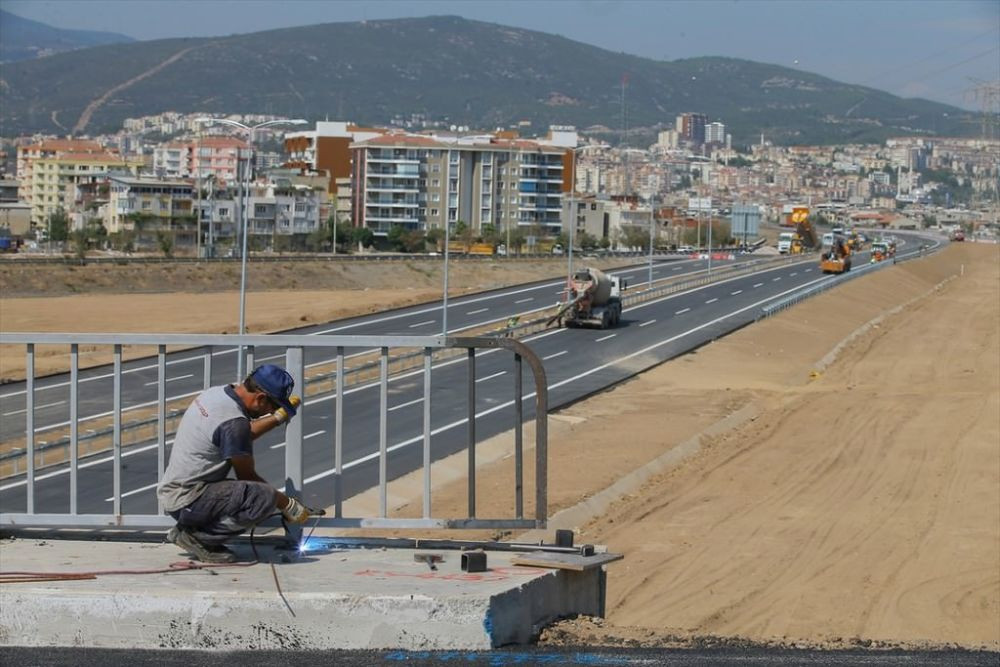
821, 233, 835, 252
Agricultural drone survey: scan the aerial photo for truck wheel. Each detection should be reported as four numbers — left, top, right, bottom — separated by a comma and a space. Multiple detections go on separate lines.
601, 311, 610, 329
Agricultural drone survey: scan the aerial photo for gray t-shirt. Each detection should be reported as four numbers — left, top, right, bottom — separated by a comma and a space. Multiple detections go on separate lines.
157, 385, 254, 512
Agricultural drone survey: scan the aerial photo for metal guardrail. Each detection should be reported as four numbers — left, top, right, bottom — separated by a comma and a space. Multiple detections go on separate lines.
0, 333, 548, 532
0, 252, 799, 475
0, 250, 658, 266
756, 248, 931, 321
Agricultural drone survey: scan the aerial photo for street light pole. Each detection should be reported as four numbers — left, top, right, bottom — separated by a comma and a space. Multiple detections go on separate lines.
195, 117, 307, 379
648, 196, 654, 286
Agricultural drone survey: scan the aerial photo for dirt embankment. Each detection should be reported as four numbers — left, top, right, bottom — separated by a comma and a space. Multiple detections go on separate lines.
371, 243, 998, 651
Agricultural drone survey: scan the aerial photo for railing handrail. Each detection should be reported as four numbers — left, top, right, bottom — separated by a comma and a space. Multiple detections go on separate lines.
0, 334, 548, 534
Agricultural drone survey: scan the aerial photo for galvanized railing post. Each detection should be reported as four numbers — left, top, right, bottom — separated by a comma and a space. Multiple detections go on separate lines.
25, 344, 34, 514
113, 344, 122, 516
69, 344, 78, 515
422, 347, 432, 519
379, 346, 389, 517
203, 347, 213, 389
284, 347, 304, 498
514, 352, 523, 519
157, 345, 166, 514
467, 347, 476, 518
334, 345, 344, 518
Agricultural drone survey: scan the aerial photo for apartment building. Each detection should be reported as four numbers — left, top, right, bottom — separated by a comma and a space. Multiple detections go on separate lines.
105, 176, 196, 247
16, 139, 107, 211
284, 121, 386, 223
152, 136, 250, 183
676, 113, 708, 145
350, 128, 575, 237
28, 152, 142, 227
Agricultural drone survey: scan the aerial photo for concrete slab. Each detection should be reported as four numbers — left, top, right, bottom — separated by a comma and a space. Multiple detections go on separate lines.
0, 537, 604, 650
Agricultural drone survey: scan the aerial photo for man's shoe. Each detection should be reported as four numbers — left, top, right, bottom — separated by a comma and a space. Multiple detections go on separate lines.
168, 526, 236, 564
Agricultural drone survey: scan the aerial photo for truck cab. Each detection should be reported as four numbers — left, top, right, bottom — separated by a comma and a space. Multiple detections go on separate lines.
777, 232, 795, 254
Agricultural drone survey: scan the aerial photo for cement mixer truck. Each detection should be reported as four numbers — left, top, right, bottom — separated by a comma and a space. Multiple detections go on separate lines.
548, 267, 624, 329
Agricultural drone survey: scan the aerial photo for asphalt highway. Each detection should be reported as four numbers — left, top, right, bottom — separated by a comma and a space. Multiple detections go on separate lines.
0, 234, 942, 517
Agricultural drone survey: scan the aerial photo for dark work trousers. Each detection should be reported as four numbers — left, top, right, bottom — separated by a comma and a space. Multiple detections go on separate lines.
170, 480, 276, 546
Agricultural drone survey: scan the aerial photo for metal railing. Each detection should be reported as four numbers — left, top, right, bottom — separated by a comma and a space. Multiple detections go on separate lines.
0, 333, 548, 532
756, 245, 933, 320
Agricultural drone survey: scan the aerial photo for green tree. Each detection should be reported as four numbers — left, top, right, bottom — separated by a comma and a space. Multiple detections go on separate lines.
387, 224, 407, 252
156, 231, 174, 258
578, 231, 598, 250
425, 226, 444, 248
921, 214, 937, 229
70, 229, 89, 260
47, 208, 70, 243
351, 226, 374, 250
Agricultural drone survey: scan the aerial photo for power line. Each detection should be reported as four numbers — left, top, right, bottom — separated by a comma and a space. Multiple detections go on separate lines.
855, 24, 1000, 88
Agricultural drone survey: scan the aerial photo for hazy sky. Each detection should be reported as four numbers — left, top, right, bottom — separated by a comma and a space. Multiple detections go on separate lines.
5, 0, 999, 110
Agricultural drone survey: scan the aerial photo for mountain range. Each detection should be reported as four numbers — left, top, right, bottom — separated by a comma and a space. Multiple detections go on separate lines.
0, 15, 977, 145
0, 9, 133, 63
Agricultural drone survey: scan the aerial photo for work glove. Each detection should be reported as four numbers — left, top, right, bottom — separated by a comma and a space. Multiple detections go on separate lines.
272, 395, 301, 424
281, 496, 311, 524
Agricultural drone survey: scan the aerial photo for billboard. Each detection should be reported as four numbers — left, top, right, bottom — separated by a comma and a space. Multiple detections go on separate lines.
784, 206, 810, 227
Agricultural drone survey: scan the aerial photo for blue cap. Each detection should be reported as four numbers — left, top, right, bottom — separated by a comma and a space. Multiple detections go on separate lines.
251, 364, 296, 417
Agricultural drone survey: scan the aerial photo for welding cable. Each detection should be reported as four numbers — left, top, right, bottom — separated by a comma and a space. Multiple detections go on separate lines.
0, 559, 256, 584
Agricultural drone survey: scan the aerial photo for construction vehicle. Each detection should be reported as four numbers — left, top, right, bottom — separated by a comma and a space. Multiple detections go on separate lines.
820, 235, 852, 274
549, 267, 623, 329
870, 240, 889, 262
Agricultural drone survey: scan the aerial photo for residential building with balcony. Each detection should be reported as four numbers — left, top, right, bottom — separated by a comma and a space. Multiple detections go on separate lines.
350, 128, 575, 238
105, 175, 196, 247
284, 121, 386, 223
16, 139, 107, 212
152, 136, 250, 184
28, 153, 142, 227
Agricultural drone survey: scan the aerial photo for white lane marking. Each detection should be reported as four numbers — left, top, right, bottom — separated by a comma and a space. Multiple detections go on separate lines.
705, 298, 718, 304
302, 273, 834, 487
106, 482, 158, 501
466, 308, 489, 315
639, 320, 656, 327
790, 272, 798, 277
652, 271, 660, 275
143, 374, 193, 387
0, 253, 813, 401
1, 439, 167, 493
542, 350, 568, 361
408, 320, 436, 328
68, 268, 840, 498
731, 290, 743, 295
3, 400, 66, 416
804, 268, 813, 272
595, 334, 616, 342
753, 282, 764, 288
475, 370, 507, 383
674, 308, 691, 315
514, 298, 534, 304
269, 429, 326, 450
672, 266, 682, 271
389, 397, 423, 412
773, 276, 781, 281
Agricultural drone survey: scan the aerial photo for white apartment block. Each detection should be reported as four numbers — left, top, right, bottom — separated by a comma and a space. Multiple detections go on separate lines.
350, 128, 575, 237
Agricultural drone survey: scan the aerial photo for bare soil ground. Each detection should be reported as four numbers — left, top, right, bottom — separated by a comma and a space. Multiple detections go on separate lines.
1, 245, 997, 651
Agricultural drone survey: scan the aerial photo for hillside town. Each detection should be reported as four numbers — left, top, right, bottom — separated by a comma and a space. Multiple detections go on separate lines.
0, 109, 997, 255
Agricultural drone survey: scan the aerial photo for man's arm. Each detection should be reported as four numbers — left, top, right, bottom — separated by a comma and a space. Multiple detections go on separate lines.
230, 454, 291, 509
249, 414, 285, 440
